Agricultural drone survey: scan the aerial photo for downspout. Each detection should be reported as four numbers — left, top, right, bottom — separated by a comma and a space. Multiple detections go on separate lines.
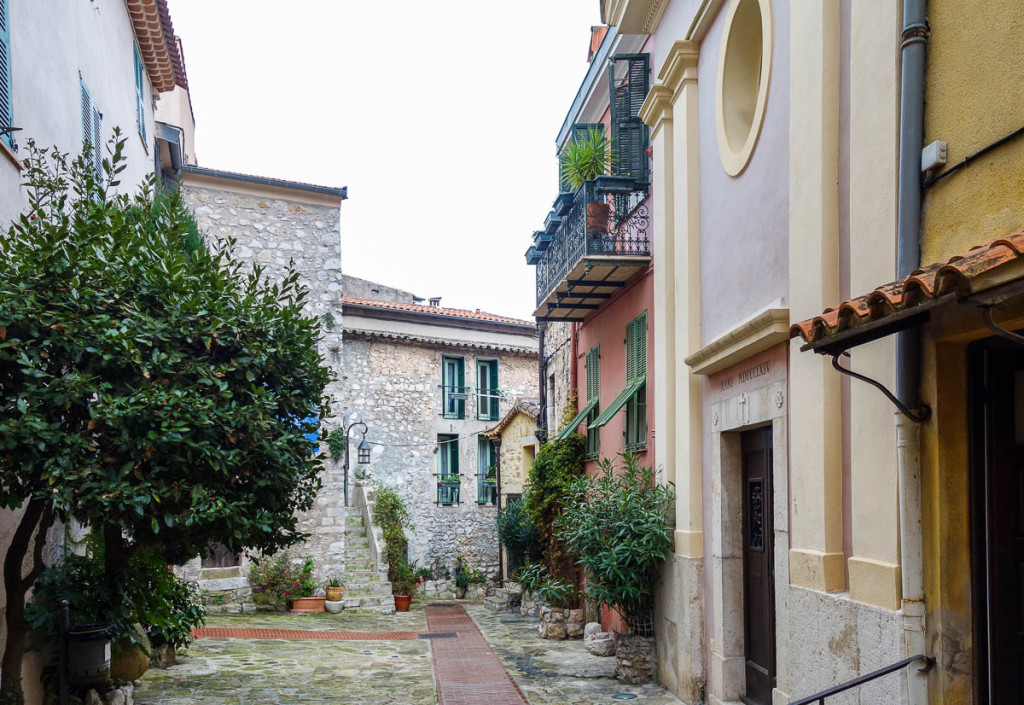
538, 321, 548, 442
896, 0, 929, 702
492, 436, 503, 585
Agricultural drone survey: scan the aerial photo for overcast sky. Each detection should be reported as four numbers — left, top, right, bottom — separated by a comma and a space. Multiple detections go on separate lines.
168, 1, 603, 321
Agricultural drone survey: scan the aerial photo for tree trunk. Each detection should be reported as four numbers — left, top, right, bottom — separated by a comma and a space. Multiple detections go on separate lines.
1, 497, 54, 705
102, 523, 127, 611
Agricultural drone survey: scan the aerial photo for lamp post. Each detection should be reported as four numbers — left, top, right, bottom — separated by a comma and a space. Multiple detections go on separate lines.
342, 420, 371, 507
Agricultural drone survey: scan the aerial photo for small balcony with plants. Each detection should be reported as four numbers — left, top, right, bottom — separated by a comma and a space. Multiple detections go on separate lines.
527, 54, 652, 321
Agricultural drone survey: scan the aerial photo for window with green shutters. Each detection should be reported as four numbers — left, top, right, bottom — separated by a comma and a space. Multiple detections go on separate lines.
585, 345, 600, 459
80, 78, 102, 175
608, 54, 650, 185
133, 44, 146, 143
625, 312, 648, 451
476, 359, 500, 421
441, 356, 466, 419
437, 434, 460, 505
477, 437, 497, 505
0, 0, 12, 150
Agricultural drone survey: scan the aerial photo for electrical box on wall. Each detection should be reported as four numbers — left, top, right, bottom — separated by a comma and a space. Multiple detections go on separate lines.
922, 140, 948, 173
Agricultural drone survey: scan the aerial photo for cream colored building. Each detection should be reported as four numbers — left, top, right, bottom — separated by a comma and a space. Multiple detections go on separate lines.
598, 0, 931, 703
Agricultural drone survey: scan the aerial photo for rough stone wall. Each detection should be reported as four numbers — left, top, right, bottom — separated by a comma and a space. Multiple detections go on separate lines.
497, 411, 537, 497
342, 274, 418, 303
542, 321, 573, 434
181, 183, 347, 584
340, 335, 537, 579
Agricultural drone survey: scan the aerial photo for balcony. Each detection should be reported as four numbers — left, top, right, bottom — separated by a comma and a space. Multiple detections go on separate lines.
530, 177, 651, 320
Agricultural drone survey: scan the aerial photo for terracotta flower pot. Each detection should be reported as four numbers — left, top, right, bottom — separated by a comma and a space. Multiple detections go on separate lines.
394, 594, 412, 612
586, 202, 610, 235
290, 596, 326, 613
325, 584, 345, 601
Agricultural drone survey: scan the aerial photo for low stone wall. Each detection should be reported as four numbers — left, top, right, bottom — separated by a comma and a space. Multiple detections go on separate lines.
538, 606, 584, 640
175, 562, 255, 614
419, 579, 488, 601
355, 480, 387, 574
520, 594, 542, 617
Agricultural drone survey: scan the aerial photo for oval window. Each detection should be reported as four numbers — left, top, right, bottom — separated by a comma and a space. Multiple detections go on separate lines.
716, 0, 772, 176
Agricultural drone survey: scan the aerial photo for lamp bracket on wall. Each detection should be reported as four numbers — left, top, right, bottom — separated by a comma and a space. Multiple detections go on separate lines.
831, 352, 931, 423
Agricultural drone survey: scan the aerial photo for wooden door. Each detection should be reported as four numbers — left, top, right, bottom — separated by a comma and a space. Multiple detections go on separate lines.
976, 346, 1024, 702
742, 426, 776, 705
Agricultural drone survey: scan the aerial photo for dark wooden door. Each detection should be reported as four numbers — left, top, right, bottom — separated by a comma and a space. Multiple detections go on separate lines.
977, 347, 1024, 702
742, 426, 775, 705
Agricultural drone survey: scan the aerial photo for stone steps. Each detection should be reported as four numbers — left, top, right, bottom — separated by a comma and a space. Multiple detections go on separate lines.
336, 507, 394, 613
483, 586, 522, 612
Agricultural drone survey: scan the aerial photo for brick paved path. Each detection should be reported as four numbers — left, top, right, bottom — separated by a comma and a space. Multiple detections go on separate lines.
194, 626, 421, 641
426, 604, 529, 705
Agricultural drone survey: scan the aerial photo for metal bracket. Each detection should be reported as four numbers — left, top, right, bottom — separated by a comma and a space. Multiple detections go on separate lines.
831, 353, 931, 423
983, 305, 1024, 346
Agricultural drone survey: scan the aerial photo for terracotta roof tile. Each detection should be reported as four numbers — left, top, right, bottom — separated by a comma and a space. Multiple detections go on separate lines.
126, 0, 188, 92
791, 231, 1024, 346
342, 297, 535, 327
483, 398, 540, 437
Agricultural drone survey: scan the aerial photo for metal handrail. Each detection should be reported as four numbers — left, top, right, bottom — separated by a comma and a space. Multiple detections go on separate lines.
790, 654, 932, 705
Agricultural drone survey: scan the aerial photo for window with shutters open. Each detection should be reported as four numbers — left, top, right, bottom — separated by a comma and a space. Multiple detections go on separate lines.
625, 312, 648, 451
477, 437, 497, 505
441, 356, 466, 419
476, 359, 499, 421
80, 78, 102, 175
437, 434, 460, 506
0, 0, 12, 150
133, 44, 147, 145
585, 345, 601, 459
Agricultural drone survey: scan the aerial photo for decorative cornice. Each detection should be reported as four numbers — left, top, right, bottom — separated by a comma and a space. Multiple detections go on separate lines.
603, 0, 669, 33
639, 84, 674, 130
684, 307, 790, 375
658, 40, 700, 95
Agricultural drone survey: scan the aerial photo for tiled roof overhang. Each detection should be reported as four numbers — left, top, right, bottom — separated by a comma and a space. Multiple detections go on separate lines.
126, 0, 188, 93
790, 232, 1024, 355
344, 328, 538, 357
482, 398, 540, 438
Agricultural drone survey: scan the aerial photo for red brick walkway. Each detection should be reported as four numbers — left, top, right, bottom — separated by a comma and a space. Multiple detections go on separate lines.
426, 604, 528, 705
193, 626, 420, 641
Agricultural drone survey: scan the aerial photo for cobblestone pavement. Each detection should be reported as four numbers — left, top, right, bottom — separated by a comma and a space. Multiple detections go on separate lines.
467, 606, 685, 705
135, 607, 436, 705
136, 602, 685, 705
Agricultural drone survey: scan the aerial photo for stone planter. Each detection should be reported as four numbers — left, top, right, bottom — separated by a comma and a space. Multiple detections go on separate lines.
325, 599, 344, 614
538, 606, 584, 640
520, 594, 542, 617
614, 634, 655, 684
422, 578, 486, 601
583, 622, 618, 657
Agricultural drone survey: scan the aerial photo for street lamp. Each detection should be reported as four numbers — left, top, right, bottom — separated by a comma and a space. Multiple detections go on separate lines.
342, 420, 371, 507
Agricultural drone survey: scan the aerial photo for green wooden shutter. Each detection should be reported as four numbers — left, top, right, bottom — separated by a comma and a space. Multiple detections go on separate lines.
450, 437, 460, 475
608, 54, 650, 184
625, 319, 636, 384
456, 358, 465, 418
635, 312, 648, 378
134, 44, 146, 142
80, 79, 92, 148
585, 348, 593, 402
81, 80, 101, 174
0, 0, 12, 149
489, 361, 499, 419
586, 345, 600, 403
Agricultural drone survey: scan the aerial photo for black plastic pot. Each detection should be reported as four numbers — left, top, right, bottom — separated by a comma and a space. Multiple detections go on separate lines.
67, 624, 114, 687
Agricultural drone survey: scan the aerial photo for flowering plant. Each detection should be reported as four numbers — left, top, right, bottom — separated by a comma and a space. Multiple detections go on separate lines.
250, 553, 318, 606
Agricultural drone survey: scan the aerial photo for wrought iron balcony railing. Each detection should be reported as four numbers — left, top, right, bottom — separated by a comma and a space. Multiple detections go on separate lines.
532, 177, 651, 316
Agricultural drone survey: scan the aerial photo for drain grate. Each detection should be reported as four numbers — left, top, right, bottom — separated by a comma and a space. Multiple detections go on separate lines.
611, 695, 638, 701
417, 632, 459, 639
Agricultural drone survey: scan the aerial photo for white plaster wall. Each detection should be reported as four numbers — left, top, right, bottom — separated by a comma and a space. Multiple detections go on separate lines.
0, 0, 161, 227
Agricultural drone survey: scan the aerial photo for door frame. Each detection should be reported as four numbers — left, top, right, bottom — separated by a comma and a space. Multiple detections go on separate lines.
709, 380, 790, 704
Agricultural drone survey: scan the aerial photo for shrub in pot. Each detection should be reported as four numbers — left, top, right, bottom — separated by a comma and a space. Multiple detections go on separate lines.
558, 126, 615, 235
391, 559, 416, 612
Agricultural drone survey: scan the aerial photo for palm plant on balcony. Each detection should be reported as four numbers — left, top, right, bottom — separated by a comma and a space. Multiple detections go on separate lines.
559, 126, 615, 239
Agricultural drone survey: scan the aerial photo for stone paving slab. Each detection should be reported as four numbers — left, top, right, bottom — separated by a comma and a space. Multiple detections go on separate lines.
466, 605, 686, 705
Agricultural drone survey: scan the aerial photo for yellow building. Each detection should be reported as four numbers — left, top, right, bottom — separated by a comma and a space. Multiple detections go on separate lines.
483, 398, 540, 579
791, 2, 1024, 703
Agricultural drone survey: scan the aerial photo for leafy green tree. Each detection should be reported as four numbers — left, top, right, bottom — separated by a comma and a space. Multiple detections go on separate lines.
554, 454, 675, 633
0, 136, 331, 702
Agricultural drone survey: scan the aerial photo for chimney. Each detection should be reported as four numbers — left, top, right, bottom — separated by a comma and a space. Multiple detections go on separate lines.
588, 26, 609, 63
429, 297, 442, 307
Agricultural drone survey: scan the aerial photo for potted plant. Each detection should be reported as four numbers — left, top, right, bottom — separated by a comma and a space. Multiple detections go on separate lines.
392, 559, 416, 612
482, 464, 498, 506
289, 557, 325, 612
325, 576, 345, 602
559, 126, 615, 236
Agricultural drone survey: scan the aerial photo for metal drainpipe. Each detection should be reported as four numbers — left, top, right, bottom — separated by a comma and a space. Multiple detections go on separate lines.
538, 321, 548, 442
896, 0, 929, 702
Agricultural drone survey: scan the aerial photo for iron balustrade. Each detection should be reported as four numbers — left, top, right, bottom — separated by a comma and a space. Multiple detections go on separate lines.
790, 654, 932, 705
535, 179, 651, 307
434, 474, 461, 506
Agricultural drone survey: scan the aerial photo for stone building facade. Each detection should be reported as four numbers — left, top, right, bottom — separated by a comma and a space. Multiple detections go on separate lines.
340, 298, 539, 578
539, 321, 573, 435
177, 166, 350, 590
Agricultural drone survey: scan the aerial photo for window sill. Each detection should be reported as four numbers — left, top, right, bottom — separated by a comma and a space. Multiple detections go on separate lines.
0, 139, 24, 171
625, 444, 647, 453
